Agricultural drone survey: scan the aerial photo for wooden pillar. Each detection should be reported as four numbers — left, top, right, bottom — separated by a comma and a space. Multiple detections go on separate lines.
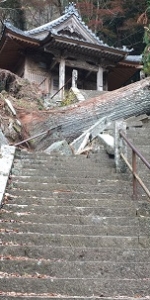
97, 66, 103, 91
59, 57, 65, 100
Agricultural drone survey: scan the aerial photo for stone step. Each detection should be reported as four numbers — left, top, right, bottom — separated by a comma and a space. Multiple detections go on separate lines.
3, 204, 136, 217
1, 245, 150, 262
12, 168, 120, 178
9, 184, 132, 197
11, 175, 129, 184
8, 188, 132, 200
13, 157, 113, 164
14, 151, 114, 161
127, 144, 150, 150
0, 277, 149, 297
127, 127, 150, 133
1, 232, 149, 248
1, 147, 149, 299
0, 213, 140, 226
13, 155, 113, 163
0, 260, 150, 279
0, 297, 149, 300
8, 178, 132, 191
13, 153, 113, 163
127, 150, 150, 158
8, 184, 134, 198
127, 134, 150, 140
0, 221, 139, 236
7, 197, 135, 208
12, 163, 116, 175
127, 145, 150, 151
14, 150, 108, 159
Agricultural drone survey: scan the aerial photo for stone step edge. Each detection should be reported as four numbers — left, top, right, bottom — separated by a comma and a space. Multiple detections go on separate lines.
0, 295, 149, 300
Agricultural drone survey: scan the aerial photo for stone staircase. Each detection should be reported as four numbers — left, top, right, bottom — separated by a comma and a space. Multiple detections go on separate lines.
0, 121, 150, 299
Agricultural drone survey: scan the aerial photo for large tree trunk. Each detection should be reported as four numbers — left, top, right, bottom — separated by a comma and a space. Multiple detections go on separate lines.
23, 78, 150, 150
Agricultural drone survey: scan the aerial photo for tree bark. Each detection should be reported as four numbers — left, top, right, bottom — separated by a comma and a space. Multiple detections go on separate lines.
25, 78, 150, 150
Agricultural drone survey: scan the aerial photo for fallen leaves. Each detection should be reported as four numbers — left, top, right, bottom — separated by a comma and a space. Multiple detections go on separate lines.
0, 271, 56, 279
0, 291, 61, 297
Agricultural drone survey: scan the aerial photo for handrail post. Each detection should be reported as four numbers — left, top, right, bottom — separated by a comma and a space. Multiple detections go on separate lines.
118, 129, 150, 200
114, 120, 127, 172
132, 149, 137, 199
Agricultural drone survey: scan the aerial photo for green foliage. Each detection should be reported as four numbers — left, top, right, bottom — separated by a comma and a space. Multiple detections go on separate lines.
61, 90, 77, 107
143, 25, 150, 74
142, 1, 150, 74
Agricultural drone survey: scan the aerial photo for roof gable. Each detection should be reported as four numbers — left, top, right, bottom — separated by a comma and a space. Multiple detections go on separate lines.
0, 2, 131, 69
51, 15, 100, 45
25, 4, 101, 45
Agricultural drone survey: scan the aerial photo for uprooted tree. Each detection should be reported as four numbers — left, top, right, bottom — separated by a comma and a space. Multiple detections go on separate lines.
0, 69, 150, 150
23, 78, 150, 150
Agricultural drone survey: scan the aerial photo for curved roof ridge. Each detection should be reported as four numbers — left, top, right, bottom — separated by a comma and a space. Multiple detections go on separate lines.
3, 3, 131, 53
25, 15, 67, 35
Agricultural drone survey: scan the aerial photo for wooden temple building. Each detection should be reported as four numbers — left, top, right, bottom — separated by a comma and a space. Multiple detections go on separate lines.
0, 3, 142, 99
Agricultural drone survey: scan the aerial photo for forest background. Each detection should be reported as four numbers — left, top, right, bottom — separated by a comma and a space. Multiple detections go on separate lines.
0, 0, 149, 58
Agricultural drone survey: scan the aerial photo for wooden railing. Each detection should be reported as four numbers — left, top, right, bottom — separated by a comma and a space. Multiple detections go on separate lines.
119, 130, 150, 200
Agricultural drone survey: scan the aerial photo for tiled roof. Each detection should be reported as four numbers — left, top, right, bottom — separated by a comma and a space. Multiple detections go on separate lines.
4, 21, 39, 40
25, 4, 101, 44
4, 3, 130, 53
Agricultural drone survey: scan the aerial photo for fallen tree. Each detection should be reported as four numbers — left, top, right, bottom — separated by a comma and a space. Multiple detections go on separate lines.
23, 77, 150, 150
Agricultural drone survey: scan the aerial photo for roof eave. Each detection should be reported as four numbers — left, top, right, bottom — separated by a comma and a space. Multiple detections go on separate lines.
49, 34, 128, 57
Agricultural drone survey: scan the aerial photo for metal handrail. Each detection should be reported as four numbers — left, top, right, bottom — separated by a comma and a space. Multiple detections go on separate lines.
14, 125, 62, 147
51, 77, 72, 100
120, 130, 150, 200
14, 130, 51, 147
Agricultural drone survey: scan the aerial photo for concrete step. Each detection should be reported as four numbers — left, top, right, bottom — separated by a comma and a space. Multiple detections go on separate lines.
7, 197, 135, 208
12, 163, 116, 175
1, 147, 150, 299
1, 245, 150, 262
0, 277, 149, 297
1, 232, 149, 248
13, 151, 114, 163
127, 134, 150, 140
0, 260, 150, 279
3, 204, 136, 217
8, 189, 133, 201
0, 221, 139, 236
14, 149, 108, 159
13, 153, 114, 164
1, 292, 148, 300
11, 175, 129, 184
11, 180, 131, 192
0, 212, 140, 226
9, 185, 132, 197
13, 154, 113, 163
12, 168, 120, 178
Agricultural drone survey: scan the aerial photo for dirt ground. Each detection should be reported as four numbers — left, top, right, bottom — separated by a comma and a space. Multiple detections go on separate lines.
0, 69, 48, 147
